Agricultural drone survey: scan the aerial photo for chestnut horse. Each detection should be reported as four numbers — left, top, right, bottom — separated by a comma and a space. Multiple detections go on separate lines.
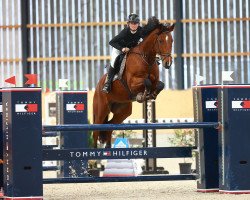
93, 17, 175, 148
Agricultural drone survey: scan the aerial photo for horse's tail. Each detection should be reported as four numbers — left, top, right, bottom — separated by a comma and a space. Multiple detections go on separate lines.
99, 115, 109, 143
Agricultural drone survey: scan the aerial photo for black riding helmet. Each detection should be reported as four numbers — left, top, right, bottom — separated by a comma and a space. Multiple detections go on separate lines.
127, 13, 140, 23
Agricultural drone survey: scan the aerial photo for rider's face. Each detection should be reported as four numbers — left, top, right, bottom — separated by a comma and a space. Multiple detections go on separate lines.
128, 22, 139, 31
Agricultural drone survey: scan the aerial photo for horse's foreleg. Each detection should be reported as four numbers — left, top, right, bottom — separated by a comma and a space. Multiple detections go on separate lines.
136, 79, 152, 103
150, 81, 165, 100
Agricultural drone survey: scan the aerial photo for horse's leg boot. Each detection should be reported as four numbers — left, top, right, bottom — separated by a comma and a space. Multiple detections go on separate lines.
102, 67, 115, 93
151, 81, 165, 99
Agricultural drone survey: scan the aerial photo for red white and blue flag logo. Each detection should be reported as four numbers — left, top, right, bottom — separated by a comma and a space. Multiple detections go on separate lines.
232, 100, 250, 109
66, 103, 85, 111
15, 104, 38, 112
103, 151, 111, 156
205, 101, 218, 109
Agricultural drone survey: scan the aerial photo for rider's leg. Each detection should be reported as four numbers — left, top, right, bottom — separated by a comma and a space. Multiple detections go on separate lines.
102, 48, 121, 93
102, 67, 115, 93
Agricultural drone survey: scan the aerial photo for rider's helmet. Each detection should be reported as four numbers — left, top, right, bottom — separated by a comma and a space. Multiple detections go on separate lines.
127, 13, 140, 24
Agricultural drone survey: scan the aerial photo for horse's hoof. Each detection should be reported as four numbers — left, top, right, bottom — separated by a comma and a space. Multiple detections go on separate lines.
136, 93, 145, 103
150, 93, 157, 100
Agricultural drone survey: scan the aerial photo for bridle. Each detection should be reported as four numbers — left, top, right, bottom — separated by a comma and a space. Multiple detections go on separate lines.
155, 32, 173, 69
129, 31, 173, 69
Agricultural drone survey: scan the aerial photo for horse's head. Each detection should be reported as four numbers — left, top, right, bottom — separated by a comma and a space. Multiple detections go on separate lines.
141, 17, 175, 69
155, 23, 175, 69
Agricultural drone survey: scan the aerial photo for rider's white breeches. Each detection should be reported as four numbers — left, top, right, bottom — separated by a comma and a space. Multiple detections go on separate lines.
110, 48, 121, 68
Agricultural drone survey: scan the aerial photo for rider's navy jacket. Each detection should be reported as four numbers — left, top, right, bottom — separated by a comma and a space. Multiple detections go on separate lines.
109, 26, 143, 51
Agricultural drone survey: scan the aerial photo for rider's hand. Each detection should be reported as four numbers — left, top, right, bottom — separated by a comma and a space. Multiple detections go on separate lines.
122, 47, 130, 53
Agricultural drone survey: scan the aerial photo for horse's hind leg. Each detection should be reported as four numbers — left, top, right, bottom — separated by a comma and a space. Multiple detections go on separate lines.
93, 113, 110, 148
93, 89, 110, 148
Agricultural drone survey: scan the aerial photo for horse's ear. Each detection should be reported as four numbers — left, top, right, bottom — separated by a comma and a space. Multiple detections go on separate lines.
160, 23, 175, 34
167, 23, 175, 32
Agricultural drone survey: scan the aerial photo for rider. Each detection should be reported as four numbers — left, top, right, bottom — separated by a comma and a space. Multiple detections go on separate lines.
102, 13, 143, 93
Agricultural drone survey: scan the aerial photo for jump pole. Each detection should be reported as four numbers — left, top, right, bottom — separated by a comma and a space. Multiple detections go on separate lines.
143, 100, 157, 172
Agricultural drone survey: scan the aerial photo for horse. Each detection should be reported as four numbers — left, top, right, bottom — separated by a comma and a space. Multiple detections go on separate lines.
93, 17, 175, 148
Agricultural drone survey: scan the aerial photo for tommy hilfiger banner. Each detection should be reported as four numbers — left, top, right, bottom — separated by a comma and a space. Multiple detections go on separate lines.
43, 147, 193, 161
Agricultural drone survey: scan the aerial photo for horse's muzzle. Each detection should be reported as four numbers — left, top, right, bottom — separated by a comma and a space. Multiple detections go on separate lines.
161, 55, 172, 69
164, 59, 172, 69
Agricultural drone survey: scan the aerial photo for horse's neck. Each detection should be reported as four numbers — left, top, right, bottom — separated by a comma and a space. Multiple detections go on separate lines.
138, 33, 157, 60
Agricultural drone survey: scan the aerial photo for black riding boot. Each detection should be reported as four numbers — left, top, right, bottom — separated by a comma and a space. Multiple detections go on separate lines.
102, 67, 115, 93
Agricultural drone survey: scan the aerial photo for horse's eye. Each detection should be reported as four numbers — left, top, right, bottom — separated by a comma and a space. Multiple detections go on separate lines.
159, 40, 163, 44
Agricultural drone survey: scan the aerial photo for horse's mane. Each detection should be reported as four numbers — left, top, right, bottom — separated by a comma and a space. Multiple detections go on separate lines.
141, 16, 170, 38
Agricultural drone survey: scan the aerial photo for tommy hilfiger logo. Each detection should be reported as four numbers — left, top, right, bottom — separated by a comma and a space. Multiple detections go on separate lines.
205, 101, 218, 109
232, 100, 250, 109
66, 102, 85, 112
103, 151, 111, 156
15, 104, 38, 112
69, 149, 148, 158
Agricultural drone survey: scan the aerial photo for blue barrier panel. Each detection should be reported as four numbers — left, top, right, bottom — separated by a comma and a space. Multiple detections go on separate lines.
56, 91, 88, 177
193, 85, 219, 192
219, 85, 250, 194
43, 122, 219, 132
2, 88, 43, 199
43, 147, 193, 161
43, 174, 197, 184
